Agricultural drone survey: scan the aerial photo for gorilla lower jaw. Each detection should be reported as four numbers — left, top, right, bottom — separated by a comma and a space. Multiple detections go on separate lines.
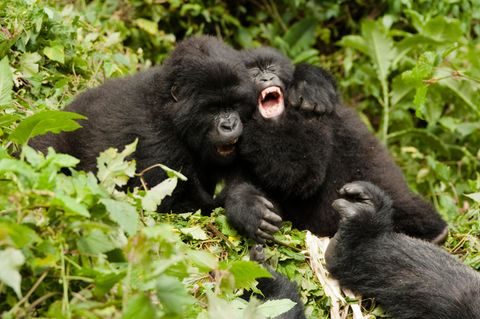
215, 138, 238, 157
258, 86, 284, 119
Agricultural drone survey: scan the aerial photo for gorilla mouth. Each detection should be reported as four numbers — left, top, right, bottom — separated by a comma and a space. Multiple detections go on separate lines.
258, 86, 285, 119
216, 138, 238, 157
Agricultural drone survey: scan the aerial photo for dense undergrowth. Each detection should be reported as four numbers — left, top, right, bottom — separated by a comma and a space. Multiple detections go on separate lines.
0, 0, 479, 318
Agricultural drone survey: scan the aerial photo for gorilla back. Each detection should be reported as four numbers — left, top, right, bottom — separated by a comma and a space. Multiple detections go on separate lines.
30, 36, 256, 213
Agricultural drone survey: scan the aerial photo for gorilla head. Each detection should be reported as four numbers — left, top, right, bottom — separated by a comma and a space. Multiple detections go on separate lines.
158, 36, 256, 166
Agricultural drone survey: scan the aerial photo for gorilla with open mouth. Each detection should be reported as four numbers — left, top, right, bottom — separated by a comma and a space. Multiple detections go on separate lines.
30, 36, 256, 213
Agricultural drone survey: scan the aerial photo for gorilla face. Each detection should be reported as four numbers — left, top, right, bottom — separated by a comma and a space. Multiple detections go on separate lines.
164, 57, 256, 165
241, 48, 294, 120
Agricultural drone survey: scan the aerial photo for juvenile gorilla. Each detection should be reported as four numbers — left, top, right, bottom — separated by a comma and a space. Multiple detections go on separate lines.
225, 49, 448, 243
248, 245, 306, 319
325, 181, 480, 319
30, 36, 256, 213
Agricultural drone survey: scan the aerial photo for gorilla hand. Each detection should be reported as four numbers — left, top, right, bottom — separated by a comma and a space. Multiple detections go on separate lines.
225, 183, 282, 243
288, 63, 339, 115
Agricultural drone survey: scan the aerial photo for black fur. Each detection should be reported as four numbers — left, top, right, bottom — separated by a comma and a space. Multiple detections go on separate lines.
249, 245, 306, 319
326, 181, 480, 319
225, 49, 447, 244
30, 36, 256, 213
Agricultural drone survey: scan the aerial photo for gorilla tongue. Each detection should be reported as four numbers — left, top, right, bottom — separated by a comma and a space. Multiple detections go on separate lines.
258, 86, 284, 119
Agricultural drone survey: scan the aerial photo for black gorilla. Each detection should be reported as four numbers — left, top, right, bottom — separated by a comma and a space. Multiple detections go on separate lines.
249, 245, 305, 319
30, 36, 256, 213
325, 181, 480, 319
225, 48, 448, 244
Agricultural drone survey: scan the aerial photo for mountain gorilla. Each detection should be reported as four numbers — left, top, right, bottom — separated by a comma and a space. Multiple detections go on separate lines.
248, 245, 306, 319
326, 181, 480, 319
30, 36, 256, 213
225, 48, 448, 244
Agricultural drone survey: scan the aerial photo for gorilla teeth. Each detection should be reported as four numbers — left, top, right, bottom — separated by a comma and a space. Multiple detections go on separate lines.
258, 86, 285, 119
216, 138, 238, 156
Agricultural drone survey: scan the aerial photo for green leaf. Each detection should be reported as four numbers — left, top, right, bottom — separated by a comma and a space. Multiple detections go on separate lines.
134, 18, 158, 35
43, 44, 65, 64
122, 293, 156, 319
465, 192, 480, 203
0, 248, 25, 298
52, 194, 90, 217
361, 20, 396, 83
180, 226, 208, 240
0, 222, 41, 248
257, 299, 297, 318
77, 229, 117, 254
0, 114, 21, 127
228, 261, 272, 290
141, 177, 178, 211
187, 250, 218, 271
9, 111, 86, 145
97, 139, 137, 192
283, 18, 316, 54
101, 198, 138, 236
0, 57, 13, 107
337, 35, 369, 55
156, 275, 195, 314
19, 52, 42, 79
0, 158, 37, 181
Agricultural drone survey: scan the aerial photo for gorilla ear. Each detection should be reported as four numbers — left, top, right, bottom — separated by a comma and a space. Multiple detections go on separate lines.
170, 85, 179, 102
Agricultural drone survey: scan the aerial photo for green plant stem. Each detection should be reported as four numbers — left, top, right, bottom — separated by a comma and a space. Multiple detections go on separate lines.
381, 79, 390, 145
60, 244, 71, 318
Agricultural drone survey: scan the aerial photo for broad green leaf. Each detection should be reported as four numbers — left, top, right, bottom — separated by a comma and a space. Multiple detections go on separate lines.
156, 275, 195, 314
101, 198, 138, 236
9, 111, 86, 145
19, 52, 42, 79
465, 192, 480, 203
0, 57, 13, 107
206, 291, 245, 319
180, 226, 208, 240
0, 114, 20, 127
283, 18, 316, 54
187, 250, 218, 271
141, 177, 178, 211
0, 248, 25, 298
438, 73, 480, 116
97, 139, 137, 192
0, 158, 37, 181
337, 35, 369, 55
361, 20, 396, 83
43, 44, 65, 64
134, 18, 158, 35
77, 229, 117, 254
52, 194, 90, 217
257, 299, 297, 318
0, 222, 41, 248
122, 293, 156, 319
228, 260, 272, 290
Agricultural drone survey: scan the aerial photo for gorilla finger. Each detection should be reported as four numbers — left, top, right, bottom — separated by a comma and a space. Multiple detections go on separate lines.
263, 210, 282, 225
257, 196, 275, 210
338, 182, 370, 200
259, 220, 280, 234
332, 198, 358, 217
250, 244, 266, 262
255, 229, 275, 241
300, 100, 315, 112
313, 102, 327, 115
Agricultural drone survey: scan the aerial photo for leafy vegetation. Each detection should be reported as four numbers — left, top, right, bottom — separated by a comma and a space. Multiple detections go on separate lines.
1, 0, 479, 318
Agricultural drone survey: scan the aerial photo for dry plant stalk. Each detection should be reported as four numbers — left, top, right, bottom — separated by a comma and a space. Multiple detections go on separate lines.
305, 231, 367, 319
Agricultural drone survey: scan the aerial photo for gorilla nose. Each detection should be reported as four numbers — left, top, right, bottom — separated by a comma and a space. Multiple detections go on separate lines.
218, 115, 242, 137
260, 76, 274, 82
219, 117, 239, 132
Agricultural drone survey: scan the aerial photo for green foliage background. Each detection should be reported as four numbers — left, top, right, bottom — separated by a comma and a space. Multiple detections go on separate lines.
1, 0, 479, 318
